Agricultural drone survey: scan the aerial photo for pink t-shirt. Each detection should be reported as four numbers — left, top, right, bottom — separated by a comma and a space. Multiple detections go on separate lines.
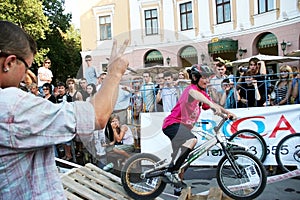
162, 84, 211, 130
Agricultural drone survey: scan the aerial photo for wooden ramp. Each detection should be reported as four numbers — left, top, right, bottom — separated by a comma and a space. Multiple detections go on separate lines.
60, 163, 163, 200
179, 187, 234, 200
60, 163, 233, 200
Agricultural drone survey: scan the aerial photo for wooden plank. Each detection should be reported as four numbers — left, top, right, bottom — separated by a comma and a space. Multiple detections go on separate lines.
64, 190, 84, 200
76, 167, 129, 197
60, 167, 79, 178
221, 194, 234, 200
62, 176, 107, 200
178, 187, 190, 200
207, 187, 222, 200
86, 163, 122, 183
70, 172, 129, 200
61, 164, 165, 200
189, 194, 208, 200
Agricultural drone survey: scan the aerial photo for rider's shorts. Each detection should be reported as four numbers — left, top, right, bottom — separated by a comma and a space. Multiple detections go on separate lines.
163, 123, 196, 150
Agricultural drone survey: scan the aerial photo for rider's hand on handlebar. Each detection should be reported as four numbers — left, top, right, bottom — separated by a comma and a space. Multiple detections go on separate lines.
227, 113, 237, 121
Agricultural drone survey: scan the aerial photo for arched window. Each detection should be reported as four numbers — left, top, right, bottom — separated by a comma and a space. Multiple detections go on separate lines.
144, 50, 163, 67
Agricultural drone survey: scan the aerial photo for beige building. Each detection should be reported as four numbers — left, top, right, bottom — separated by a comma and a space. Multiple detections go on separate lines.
78, 0, 300, 76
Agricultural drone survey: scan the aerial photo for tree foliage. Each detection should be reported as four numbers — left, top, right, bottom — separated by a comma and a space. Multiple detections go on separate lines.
37, 0, 82, 83
0, 0, 82, 84
0, 0, 50, 65
0, 0, 50, 39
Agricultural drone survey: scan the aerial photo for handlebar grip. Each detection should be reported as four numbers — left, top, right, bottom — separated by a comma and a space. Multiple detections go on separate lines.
210, 108, 229, 120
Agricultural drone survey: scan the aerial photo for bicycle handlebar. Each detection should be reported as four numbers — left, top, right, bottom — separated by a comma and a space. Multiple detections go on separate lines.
210, 108, 235, 121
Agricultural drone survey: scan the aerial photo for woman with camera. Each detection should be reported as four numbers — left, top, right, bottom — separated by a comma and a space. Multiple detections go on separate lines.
237, 58, 267, 107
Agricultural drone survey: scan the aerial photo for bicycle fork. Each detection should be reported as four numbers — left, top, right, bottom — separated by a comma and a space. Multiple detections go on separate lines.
221, 143, 244, 178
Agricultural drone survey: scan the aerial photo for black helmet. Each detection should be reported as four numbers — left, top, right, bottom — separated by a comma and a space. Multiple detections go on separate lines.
187, 64, 214, 83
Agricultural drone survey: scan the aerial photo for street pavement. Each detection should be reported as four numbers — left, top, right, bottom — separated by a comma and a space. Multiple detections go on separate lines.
158, 167, 300, 200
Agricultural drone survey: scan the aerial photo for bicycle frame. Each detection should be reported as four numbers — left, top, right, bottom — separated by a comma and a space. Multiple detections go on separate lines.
180, 116, 229, 170
143, 115, 248, 178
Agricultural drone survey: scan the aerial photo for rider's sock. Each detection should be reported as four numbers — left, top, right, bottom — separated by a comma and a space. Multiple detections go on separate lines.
174, 187, 182, 196
168, 146, 191, 172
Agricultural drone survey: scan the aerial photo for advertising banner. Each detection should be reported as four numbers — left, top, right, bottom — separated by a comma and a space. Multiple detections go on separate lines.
141, 104, 300, 165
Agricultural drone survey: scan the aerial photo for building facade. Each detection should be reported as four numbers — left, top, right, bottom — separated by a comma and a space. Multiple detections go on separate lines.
78, 0, 300, 75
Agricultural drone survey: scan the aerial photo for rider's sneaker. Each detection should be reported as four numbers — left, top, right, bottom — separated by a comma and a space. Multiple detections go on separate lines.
164, 172, 187, 188
164, 172, 181, 183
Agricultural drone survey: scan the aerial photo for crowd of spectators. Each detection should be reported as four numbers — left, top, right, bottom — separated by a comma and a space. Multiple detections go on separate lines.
21, 55, 300, 169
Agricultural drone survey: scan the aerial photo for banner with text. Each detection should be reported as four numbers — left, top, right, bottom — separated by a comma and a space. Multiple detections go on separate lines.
141, 104, 300, 165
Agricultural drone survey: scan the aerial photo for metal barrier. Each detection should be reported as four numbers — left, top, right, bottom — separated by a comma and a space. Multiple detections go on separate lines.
120, 72, 299, 113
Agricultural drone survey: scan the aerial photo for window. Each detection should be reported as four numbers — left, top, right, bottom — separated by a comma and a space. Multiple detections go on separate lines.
145, 9, 158, 35
258, 0, 274, 14
180, 2, 193, 31
99, 16, 111, 41
216, 0, 231, 24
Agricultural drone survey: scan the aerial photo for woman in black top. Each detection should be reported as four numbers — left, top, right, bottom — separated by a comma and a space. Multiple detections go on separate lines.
42, 83, 56, 103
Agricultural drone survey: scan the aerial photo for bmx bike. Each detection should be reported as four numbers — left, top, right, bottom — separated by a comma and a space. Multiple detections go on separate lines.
275, 133, 300, 172
121, 113, 267, 200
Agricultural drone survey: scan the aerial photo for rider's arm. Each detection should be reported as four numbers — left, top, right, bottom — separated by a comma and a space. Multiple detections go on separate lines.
189, 89, 222, 115
189, 89, 237, 119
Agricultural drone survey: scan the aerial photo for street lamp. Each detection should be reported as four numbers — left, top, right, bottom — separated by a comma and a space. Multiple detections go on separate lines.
201, 53, 205, 63
281, 40, 287, 55
166, 57, 171, 65
238, 47, 247, 58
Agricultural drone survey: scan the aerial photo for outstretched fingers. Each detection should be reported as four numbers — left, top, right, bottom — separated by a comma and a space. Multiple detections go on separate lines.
118, 39, 129, 55
109, 39, 129, 65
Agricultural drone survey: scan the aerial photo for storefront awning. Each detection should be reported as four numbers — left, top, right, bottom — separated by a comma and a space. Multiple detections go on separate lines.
257, 33, 278, 49
146, 50, 163, 61
180, 46, 198, 58
208, 39, 238, 54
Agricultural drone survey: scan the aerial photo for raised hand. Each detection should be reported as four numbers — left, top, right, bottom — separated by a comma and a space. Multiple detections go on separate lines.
107, 39, 129, 77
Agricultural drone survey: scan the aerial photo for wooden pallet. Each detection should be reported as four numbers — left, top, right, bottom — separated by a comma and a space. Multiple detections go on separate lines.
179, 187, 234, 200
60, 163, 163, 200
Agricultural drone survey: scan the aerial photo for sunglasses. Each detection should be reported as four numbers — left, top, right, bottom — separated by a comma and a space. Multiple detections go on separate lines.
0, 51, 30, 70
45, 61, 51, 64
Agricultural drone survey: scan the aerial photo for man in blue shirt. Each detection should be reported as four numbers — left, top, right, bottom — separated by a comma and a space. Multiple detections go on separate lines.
84, 55, 98, 85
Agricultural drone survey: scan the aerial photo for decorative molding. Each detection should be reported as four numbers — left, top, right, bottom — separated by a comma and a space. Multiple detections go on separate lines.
92, 4, 115, 16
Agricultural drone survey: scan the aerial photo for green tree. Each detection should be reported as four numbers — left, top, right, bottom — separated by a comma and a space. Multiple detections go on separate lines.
38, 0, 82, 84
0, 0, 50, 64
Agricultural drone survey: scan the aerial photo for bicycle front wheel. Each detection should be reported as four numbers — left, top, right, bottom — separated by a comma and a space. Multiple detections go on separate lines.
217, 151, 267, 200
121, 153, 166, 200
229, 129, 267, 162
275, 133, 300, 172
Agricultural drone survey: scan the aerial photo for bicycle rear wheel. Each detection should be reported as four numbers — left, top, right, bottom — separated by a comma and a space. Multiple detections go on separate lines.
229, 129, 267, 162
275, 133, 300, 172
217, 150, 267, 200
121, 153, 166, 200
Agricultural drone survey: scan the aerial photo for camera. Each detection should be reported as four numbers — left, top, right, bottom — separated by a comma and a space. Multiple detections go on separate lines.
239, 67, 248, 73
